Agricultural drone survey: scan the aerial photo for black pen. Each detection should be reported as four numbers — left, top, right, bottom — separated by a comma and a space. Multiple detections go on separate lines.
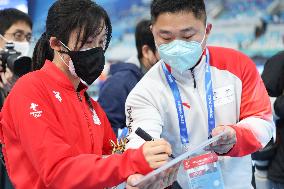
135, 127, 175, 159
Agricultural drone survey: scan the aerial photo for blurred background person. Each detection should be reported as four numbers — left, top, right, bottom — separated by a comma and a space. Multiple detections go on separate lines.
261, 50, 284, 189
0, 8, 32, 107
98, 19, 159, 136
0, 7, 32, 189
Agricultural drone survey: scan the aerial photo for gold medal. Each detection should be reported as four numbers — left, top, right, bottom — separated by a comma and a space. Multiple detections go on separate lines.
110, 138, 128, 154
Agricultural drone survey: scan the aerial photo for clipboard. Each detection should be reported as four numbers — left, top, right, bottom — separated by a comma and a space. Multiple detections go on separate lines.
133, 131, 228, 187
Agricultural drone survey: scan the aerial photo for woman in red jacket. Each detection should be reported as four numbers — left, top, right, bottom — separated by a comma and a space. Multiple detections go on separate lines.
0, 0, 172, 188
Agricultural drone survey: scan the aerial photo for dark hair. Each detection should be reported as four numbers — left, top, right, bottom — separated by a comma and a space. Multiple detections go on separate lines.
0, 8, 32, 35
135, 19, 156, 60
32, 0, 112, 71
151, 0, 207, 24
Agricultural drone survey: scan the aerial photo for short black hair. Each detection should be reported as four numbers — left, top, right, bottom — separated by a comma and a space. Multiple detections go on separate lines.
0, 8, 32, 35
151, 0, 207, 24
135, 19, 156, 60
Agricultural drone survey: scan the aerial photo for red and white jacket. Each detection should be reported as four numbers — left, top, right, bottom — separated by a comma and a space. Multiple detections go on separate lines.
0, 60, 152, 189
125, 46, 274, 189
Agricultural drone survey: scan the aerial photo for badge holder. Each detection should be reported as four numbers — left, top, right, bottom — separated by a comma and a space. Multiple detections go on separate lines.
183, 151, 225, 189
133, 131, 228, 188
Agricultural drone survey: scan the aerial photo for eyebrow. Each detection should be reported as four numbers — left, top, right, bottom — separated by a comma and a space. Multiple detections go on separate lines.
98, 30, 107, 38
89, 33, 106, 41
159, 27, 196, 35
159, 29, 173, 35
180, 27, 196, 33
14, 29, 32, 35
92, 27, 107, 39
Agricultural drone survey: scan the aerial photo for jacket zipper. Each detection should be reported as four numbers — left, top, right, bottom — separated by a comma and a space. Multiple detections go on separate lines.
77, 92, 95, 152
190, 68, 197, 89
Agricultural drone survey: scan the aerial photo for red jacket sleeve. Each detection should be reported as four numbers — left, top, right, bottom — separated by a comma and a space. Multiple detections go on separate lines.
3, 76, 152, 189
225, 51, 274, 157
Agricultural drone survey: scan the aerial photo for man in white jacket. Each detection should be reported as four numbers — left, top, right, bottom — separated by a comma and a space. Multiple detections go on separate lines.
125, 0, 274, 188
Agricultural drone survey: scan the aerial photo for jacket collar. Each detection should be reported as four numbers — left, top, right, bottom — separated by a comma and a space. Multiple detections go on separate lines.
41, 60, 88, 93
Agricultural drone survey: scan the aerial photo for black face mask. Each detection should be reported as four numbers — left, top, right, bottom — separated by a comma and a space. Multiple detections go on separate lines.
60, 46, 105, 85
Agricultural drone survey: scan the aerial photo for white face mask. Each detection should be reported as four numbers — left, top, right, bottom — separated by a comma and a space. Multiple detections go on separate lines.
13, 41, 30, 56
157, 25, 207, 73
0, 34, 30, 56
57, 51, 78, 78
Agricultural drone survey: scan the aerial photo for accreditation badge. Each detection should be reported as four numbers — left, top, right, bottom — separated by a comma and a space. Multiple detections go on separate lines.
183, 152, 225, 189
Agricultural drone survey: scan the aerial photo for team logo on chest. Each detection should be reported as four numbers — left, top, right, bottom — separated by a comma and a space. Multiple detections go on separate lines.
30, 103, 43, 118
53, 91, 62, 102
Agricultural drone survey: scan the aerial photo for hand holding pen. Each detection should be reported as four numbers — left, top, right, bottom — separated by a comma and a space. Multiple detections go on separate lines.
135, 127, 175, 159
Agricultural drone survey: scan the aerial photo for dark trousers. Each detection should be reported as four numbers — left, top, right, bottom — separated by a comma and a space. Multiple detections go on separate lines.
166, 181, 182, 189
271, 181, 284, 189
0, 149, 14, 189
0, 165, 14, 189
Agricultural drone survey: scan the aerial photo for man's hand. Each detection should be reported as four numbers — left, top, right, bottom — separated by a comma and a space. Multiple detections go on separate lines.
0, 66, 15, 92
126, 164, 180, 189
210, 125, 237, 154
126, 174, 143, 189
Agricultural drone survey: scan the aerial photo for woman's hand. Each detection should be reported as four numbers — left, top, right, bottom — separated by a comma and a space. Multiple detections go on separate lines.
142, 139, 172, 169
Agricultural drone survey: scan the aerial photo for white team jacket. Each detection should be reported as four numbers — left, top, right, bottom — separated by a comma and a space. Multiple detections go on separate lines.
125, 46, 274, 189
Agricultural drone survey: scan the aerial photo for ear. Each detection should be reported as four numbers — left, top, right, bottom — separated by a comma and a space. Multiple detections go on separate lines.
49, 37, 62, 51
142, 45, 151, 60
206, 23, 212, 35
150, 24, 153, 32
0, 39, 5, 49
0, 35, 6, 49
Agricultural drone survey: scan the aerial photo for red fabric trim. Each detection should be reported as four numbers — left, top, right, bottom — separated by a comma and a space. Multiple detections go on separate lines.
182, 103, 191, 109
165, 64, 172, 73
225, 125, 262, 157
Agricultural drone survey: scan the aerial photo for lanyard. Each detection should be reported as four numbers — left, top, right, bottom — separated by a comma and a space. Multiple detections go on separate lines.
162, 48, 215, 145
118, 127, 128, 140
204, 48, 216, 135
